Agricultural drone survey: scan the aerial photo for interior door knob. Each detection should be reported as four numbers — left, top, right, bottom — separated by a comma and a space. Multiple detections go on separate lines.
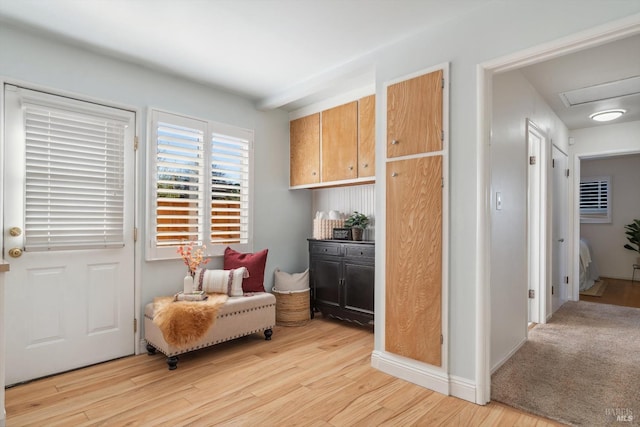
8, 248, 23, 258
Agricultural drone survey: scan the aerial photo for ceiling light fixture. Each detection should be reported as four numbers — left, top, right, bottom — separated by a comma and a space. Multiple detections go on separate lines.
589, 109, 626, 122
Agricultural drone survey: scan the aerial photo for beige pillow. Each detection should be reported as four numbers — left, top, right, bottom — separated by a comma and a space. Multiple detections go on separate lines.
273, 268, 309, 292
194, 267, 248, 297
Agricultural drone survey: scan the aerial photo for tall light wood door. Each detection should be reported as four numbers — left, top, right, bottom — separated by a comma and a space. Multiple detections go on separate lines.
3, 86, 136, 385
387, 69, 443, 158
290, 113, 320, 187
386, 155, 442, 366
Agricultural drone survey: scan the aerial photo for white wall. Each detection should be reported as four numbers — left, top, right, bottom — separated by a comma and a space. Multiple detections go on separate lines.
489, 70, 569, 370
0, 23, 312, 335
577, 140, 640, 280
312, 184, 375, 241
366, 1, 640, 387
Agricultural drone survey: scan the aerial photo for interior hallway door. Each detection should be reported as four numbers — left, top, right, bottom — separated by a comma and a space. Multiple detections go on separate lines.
3, 85, 135, 385
551, 145, 568, 313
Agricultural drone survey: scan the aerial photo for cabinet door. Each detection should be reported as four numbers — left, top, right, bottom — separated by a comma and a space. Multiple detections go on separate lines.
311, 257, 342, 310
387, 69, 443, 158
386, 155, 442, 366
358, 95, 375, 178
343, 261, 374, 315
321, 101, 358, 182
290, 113, 320, 186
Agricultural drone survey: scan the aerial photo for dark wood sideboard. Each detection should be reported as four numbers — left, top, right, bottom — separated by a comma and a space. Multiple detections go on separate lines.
308, 239, 374, 326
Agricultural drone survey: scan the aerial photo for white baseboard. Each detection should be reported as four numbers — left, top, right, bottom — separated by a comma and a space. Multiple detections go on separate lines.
450, 375, 477, 403
139, 338, 147, 355
371, 350, 477, 403
490, 336, 526, 374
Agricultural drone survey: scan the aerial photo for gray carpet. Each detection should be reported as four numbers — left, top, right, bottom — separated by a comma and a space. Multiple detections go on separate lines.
491, 301, 640, 426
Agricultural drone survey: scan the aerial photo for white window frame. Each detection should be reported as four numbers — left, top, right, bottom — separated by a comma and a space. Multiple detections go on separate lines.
146, 109, 254, 260
579, 175, 611, 224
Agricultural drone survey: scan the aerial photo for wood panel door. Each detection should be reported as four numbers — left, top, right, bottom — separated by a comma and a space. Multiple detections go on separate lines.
321, 101, 358, 182
387, 69, 443, 158
386, 155, 442, 366
290, 113, 320, 187
358, 95, 375, 178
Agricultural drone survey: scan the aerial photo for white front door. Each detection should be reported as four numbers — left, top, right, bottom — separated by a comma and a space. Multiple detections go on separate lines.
551, 145, 568, 313
3, 85, 135, 385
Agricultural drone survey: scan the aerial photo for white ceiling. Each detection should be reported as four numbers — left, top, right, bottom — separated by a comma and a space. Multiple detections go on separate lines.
0, 0, 638, 129
519, 34, 640, 130
0, 0, 492, 110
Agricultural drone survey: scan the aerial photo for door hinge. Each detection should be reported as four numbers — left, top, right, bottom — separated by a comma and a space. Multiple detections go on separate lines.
440, 334, 443, 344
528, 289, 535, 299
134, 318, 137, 334
565, 276, 569, 284
134, 136, 139, 151
551, 286, 554, 295
441, 77, 445, 89
441, 130, 444, 141
134, 227, 138, 242
529, 156, 536, 165
441, 177, 444, 188
552, 159, 555, 168
565, 169, 570, 178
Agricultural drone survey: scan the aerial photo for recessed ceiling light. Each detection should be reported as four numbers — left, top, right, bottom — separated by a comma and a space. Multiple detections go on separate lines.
589, 109, 626, 122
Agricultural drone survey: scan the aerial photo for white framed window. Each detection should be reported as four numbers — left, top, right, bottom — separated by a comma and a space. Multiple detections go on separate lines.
580, 175, 611, 223
147, 110, 253, 260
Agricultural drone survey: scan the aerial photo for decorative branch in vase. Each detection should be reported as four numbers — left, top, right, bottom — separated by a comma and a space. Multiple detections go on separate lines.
177, 241, 209, 294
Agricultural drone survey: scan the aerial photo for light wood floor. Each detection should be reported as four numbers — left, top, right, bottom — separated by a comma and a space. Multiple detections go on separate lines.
579, 277, 640, 308
5, 317, 563, 426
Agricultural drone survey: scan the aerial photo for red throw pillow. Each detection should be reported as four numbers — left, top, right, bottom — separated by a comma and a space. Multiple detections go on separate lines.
223, 247, 268, 293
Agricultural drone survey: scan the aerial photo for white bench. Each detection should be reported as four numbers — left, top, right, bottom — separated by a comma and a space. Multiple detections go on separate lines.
144, 292, 276, 369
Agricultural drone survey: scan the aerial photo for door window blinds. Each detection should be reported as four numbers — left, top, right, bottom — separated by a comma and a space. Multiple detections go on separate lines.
24, 102, 128, 250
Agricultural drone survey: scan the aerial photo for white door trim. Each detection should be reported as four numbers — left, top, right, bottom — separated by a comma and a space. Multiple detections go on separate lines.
476, 14, 640, 405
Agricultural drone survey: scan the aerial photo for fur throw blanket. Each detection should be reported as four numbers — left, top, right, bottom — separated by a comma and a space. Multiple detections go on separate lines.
152, 293, 228, 349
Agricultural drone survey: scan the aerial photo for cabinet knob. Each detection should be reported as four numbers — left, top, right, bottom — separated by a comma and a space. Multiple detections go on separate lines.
391, 139, 399, 145
349, 165, 354, 170
312, 171, 317, 176
391, 172, 398, 177
363, 163, 368, 168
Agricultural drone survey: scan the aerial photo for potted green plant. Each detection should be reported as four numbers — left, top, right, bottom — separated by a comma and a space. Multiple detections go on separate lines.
344, 211, 369, 241
624, 219, 640, 264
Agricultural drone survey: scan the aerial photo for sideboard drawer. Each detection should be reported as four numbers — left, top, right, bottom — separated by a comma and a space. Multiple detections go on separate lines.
344, 245, 375, 259
310, 242, 342, 256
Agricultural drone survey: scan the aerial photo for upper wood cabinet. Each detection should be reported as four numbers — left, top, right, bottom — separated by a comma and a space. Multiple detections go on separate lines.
322, 101, 358, 182
387, 69, 443, 158
290, 95, 375, 188
358, 95, 375, 178
290, 113, 320, 187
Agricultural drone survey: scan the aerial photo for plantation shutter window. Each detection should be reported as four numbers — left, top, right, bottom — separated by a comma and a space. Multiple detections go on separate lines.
154, 114, 206, 247
210, 131, 250, 245
149, 110, 253, 260
23, 102, 128, 251
580, 176, 611, 223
